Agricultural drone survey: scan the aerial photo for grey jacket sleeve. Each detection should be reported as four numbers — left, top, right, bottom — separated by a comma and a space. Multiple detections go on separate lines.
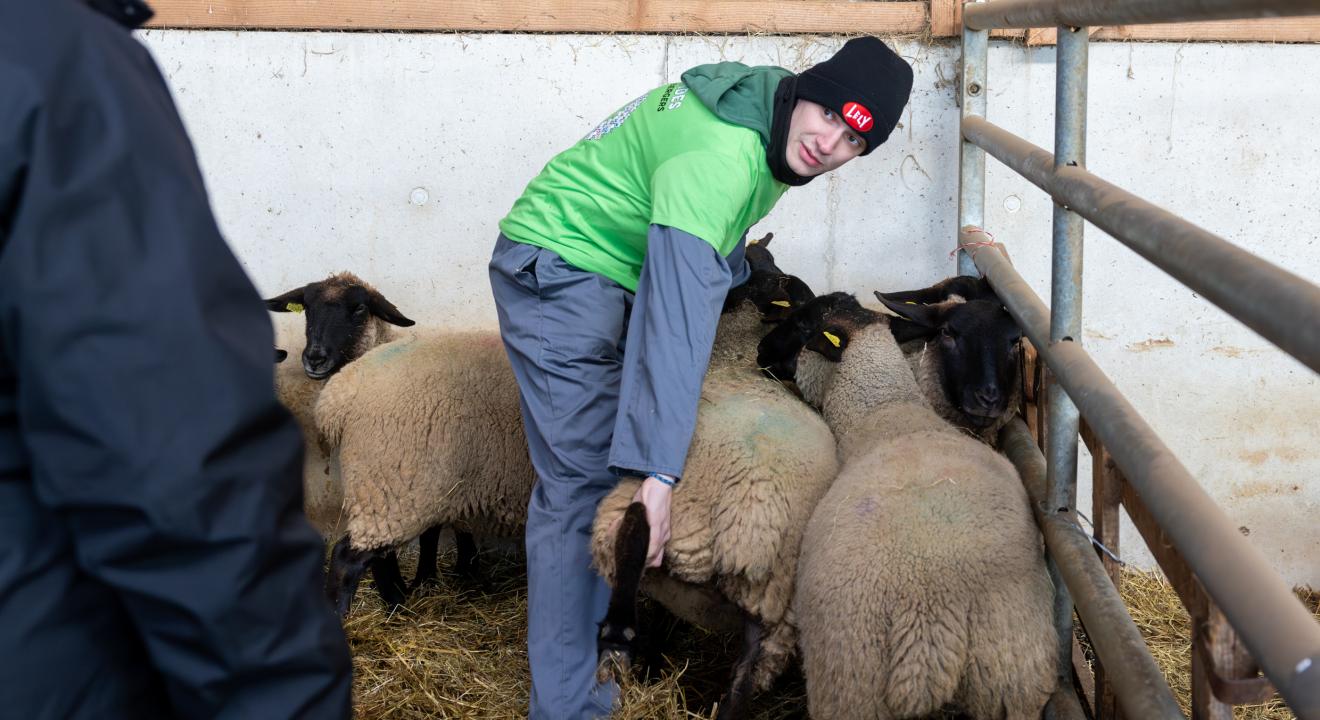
608, 224, 735, 479
727, 234, 752, 289
0, 4, 351, 718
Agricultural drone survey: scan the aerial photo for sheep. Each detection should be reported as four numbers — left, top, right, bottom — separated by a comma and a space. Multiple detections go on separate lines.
308, 235, 820, 622
884, 275, 1023, 445
268, 274, 480, 610
313, 326, 535, 616
592, 239, 839, 720
265, 272, 416, 540
593, 265, 1028, 718
756, 290, 1055, 720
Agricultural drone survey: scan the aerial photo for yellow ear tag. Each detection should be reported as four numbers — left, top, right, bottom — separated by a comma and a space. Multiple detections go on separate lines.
904, 301, 917, 305
823, 331, 841, 348
286, 302, 304, 313
771, 300, 792, 308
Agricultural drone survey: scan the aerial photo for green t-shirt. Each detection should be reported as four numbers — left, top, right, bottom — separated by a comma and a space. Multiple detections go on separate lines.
499, 81, 788, 292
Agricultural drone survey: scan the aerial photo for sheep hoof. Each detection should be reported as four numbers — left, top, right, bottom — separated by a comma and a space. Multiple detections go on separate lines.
595, 642, 633, 686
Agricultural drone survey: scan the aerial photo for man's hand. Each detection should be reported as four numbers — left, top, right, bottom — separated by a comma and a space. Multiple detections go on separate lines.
633, 475, 673, 567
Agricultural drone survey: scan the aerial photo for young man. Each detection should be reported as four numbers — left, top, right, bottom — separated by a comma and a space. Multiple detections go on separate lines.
488, 36, 913, 718
0, 2, 352, 717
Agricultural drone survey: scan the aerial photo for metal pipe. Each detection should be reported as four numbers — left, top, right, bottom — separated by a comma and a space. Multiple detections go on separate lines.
971, 239, 1320, 719
961, 115, 1320, 376
1000, 419, 1185, 720
1045, 24, 1089, 710
957, 2, 989, 278
965, 0, 1320, 31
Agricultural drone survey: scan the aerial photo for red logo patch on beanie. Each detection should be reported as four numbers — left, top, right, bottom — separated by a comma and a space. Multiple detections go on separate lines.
842, 102, 874, 133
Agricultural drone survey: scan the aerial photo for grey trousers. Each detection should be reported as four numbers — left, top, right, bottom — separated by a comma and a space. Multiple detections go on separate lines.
488, 234, 627, 719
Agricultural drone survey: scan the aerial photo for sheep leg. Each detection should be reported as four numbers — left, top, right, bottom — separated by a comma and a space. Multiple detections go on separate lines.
369, 550, 409, 612
454, 530, 480, 579
409, 525, 442, 591
716, 615, 764, 720
326, 535, 371, 618
595, 502, 650, 685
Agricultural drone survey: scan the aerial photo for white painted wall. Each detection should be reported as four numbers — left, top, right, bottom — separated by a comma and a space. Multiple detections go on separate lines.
137, 31, 1320, 587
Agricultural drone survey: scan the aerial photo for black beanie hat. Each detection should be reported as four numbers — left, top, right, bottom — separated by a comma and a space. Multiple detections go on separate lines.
795, 37, 914, 155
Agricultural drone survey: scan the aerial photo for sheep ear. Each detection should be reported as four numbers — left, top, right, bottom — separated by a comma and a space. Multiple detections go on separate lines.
745, 237, 782, 274
878, 275, 990, 305
265, 286, 306, 313
805, 324, 849, 361
889, 317, 937, 344
874, 290, 945, 329
367, 290, 415, 327
756, 292, 853, 380
748, 232, 773, 248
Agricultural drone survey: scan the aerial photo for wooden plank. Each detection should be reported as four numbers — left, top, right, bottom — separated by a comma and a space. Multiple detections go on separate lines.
144, 0, 929, 33
1120, 480, 1209, 622
1124, 470, 1278, 717
930, 0, 960, 37
927, 0, 1023, 39
1096, 17, 1320, 43
1086, 426, 1125, 720
1192, 609, 1238, 720
1072, 632, 1098, 715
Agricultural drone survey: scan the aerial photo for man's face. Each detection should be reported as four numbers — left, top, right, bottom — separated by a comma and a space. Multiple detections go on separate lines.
784, 99, 868, 177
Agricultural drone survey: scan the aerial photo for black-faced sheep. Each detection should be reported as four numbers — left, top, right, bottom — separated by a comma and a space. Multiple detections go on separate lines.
313, 327, 533, 615
267, 272, 416, 541
756, 291, 1055, 720
593, 271, 1028, 718
591, 256, 836, 720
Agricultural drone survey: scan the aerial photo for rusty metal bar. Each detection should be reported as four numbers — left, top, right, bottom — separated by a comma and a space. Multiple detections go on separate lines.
1000, 419, 1185, 719
973, 239, 1320, 719
961, 116, 1320, 376
1121, 479, 1279, 715
965, 0, 1320, 31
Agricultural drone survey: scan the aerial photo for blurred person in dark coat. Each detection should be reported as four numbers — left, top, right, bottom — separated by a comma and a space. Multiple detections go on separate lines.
0, 1, 353, 717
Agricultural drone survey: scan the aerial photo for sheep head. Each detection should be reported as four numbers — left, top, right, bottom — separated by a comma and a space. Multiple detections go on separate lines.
265, 272, 415, 380
874, 276, 1022, 428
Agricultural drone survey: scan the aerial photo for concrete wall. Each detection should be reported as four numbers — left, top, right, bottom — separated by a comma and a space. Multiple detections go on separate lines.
137, 31, 1320, 587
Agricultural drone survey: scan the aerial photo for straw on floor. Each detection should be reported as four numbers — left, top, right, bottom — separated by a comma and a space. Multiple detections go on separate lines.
344, 542, 1318, 719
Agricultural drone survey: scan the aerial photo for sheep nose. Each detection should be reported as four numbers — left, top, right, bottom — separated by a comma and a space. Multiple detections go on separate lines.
974, 386, 1001, 408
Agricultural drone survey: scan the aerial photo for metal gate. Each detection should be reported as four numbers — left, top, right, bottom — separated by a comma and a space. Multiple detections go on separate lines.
954, 2, 1320, 718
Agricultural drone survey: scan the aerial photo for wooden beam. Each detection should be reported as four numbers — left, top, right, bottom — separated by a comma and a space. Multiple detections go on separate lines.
1081, 420, 1125, 720
144, 0, 929, 33
1094, 18, 1320, 43
929, 0, 1023, 39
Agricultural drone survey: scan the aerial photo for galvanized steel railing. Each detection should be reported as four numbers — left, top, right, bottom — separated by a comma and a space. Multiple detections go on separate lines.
956, 1, 1320, 719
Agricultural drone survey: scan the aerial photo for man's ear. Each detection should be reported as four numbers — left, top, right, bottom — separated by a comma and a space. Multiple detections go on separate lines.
367, 289, 416, 327
804, 324, 849, 362
265, 286, 306, 313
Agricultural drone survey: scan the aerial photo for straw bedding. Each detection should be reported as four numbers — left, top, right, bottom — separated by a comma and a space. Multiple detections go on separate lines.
343, 542, 1317, 719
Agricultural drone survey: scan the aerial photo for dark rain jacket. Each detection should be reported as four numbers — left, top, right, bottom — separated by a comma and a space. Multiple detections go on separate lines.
0, 1, 353, 718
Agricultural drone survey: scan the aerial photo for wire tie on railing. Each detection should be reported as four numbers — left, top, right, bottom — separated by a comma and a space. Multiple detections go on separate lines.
1072, 510, 1126, 567
950, 227, 1000, 269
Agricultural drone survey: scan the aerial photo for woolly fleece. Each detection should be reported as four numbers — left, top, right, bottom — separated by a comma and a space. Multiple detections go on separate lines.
315, 330, 533, 551
794, 325, 1055, 720
592, 303, 839, 690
